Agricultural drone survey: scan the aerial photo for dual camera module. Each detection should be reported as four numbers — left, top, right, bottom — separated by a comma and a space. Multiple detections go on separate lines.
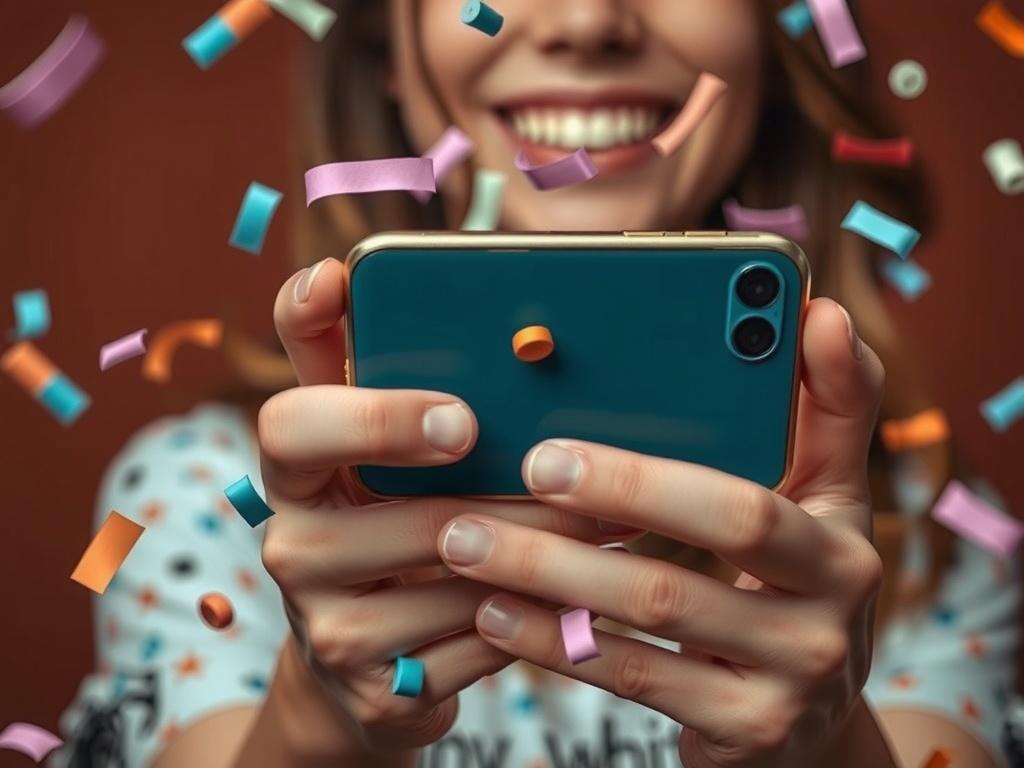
729, 266, 782, 361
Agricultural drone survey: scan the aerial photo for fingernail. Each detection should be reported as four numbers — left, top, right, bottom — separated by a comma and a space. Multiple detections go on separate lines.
441, 519, 495, 566
478, 599, 524, 641
837, 304, 864, 361
598, 519, 640, 536
293, 259, 329, 304
422, 403, 473, 454
526, 443, 582, 494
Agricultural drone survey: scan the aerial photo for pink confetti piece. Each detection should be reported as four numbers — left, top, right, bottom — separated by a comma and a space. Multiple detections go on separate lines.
806, 0, 867, 68
412, 126, 476, 203
514, 148, 598, 191
0, 722, 63, 763
99, 329, 148, 371
560, 607, 601, 664
0, 16, 106, 129
651, 72, 728, 157
304, 158, 436, 205
931, 480, 1024, 559
722, 198, 809, 241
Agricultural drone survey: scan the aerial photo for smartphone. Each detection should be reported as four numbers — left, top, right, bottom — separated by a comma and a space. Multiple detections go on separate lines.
344, 231, 809, 499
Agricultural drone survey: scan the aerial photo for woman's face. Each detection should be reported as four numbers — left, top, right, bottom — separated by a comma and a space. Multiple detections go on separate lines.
391, 0, 764, 231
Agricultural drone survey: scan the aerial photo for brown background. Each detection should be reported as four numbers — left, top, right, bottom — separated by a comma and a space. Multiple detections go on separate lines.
0, 0, 1022, 762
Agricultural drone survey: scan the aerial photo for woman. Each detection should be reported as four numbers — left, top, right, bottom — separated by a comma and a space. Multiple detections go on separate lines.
56, 1, 1019, 766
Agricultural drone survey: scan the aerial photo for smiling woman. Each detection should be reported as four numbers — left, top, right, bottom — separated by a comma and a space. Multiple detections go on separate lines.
53, 2, 1018, 768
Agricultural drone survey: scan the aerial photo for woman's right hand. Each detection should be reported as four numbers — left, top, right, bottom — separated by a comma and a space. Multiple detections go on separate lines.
258, 258, 622, 757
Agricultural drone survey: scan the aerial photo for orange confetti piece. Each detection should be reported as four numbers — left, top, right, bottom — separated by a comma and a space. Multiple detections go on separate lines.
880, 408, 950, 452
220, 0, 272, 38
142, 319, 223, 383
977, 0, 1024, 57
70, 511, 145, 594
198, 592, 235, 630
920, 747, 953, 768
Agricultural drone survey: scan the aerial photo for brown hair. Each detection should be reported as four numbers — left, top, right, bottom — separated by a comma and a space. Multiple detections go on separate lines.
255, 0, 958, 628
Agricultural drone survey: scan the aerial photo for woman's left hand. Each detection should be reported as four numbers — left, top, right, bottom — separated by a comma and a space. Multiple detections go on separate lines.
437, 298, 888, 768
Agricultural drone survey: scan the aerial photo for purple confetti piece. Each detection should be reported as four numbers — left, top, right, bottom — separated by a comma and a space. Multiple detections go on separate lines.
412, 126, 475, 203
0, 722, 63, 763
99, 329, 148, 371
305, 158, 435, 205
514, 148, 598, 191
723, 198, 809, 240
931, 480, 1024, 559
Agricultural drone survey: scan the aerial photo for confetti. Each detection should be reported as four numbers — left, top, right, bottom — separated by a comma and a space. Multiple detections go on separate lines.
841, 201, 920, 259
514, 148, 598, 190
198, 592, 235, 630
832, 131, 914, 168
265, 0, 337, 41
982, 139, 1024, 195
70, 511, 146, 594
183, 0, 272, 70
806, 0, 866, 68
462, 169, 507, 231
229, 182, 283, 254
919, 748, 953, 768
461, 0, 504, 37
0, 722, 63, 763
0, 16, 106, 129
305, 158, 435, 205
99, 329, 148, 371
880, 257, 931, 301
977, 0, 1024, 58
412, 126, 476, 204
392, 656, 425, 697
880, 408, 950, 452
10, 290, 50, 339
561, 608, 600, 664
1, 341, 90, 425
777, 0, 814, 39
142, 319, 224, 383
931, 480, 1024, 559
224, 474, 275, 527
651, 72, 728, 157
980, 376, 1024, 432
888, 60, 928, 100
722, 198, 809, 240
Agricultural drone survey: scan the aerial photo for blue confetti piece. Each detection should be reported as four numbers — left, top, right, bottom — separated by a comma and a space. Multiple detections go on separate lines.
242, 672, 268, 692
183, 16, 238, 70
230, 182, 283, 254
196, 512, 224, 535
879, 257, 931, 302
842, 200, 921, 259
112, 672, 128, 698
11, 289, 51, 339
932, 605, 956, 625
512, 692, 538, 715
777, 0, 813, 39
461, 0, 504, 36
224, 475, 275, 528
168, 429, 199, 448
38, 372, 91, 425
141, 633, 163, 661
392, 656, 424, 698
980, 376, 1024, 433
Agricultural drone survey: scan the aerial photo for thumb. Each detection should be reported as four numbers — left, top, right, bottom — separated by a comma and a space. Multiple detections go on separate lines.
273, 257, 348, 386
779, 298, 885, 513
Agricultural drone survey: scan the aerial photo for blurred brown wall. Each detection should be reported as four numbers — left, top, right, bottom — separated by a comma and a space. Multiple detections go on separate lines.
0, 0, 1022, 759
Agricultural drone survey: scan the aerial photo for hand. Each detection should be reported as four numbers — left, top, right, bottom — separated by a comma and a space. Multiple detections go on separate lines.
437, 298, 887, 768
258, 259, 625, 755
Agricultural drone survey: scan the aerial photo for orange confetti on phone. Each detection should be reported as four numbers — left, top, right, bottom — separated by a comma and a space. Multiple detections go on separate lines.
142, 319, 224, 383
880, 408, 950, 452
977, 0, 1024, 57
70, 512, 145, 594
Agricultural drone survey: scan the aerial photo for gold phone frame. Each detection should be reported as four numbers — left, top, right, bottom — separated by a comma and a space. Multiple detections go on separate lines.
343, 231, 811, 500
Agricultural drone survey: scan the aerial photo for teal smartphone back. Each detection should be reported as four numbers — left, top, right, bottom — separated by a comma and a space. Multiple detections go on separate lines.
347, 235, 806, 497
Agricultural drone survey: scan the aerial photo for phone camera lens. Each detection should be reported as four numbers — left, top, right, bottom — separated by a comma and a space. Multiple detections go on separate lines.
736, 267, 780, 308
732, 317, 776, 359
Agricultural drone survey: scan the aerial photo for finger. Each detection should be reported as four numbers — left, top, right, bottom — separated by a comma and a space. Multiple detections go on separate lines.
438, 516, 792, 667
518, 439, 838, 595
258, 386, 478, 501
273, 258, 348, 386
472, 593, 744, 742
264, 497, 635, 586
779, 298, 885, 520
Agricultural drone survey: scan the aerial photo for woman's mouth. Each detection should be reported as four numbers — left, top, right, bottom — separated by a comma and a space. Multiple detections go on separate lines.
494, 95, 679, 175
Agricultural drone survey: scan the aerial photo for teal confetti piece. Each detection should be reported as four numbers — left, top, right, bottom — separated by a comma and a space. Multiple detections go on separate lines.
980, 376, 1024, 433
183, 16, 238, 70
392, 656, 424, 698
461, 0, 504, 36
229, 182, 283, 254
842, 200, 921, 259
879, 257, 931, 301
11, 290, 50, 339
777, 0, 813, 38
224, 474, 275, 527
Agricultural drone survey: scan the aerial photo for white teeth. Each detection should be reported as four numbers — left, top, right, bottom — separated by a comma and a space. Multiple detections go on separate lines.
508, 106, 664, 150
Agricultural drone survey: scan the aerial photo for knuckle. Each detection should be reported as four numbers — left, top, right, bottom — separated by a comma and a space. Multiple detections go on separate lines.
307, 615, 367, 670
609, 457, 649, 518
799, 627, 850, 680
837, 537, 884, 599
611, 652, 656, 703
358, 684, 406, 727
415, 497, 459, 553
513, 535, 547, 590
351, 397, 392, 460
729, 694, 794, 753
725, 485, 779, 555
624, 566, 690, 633
257, 393, 293, 465
260, 531, 293, 586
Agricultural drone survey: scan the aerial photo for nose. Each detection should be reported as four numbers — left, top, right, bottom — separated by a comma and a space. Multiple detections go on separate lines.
529, 0, 643, 59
